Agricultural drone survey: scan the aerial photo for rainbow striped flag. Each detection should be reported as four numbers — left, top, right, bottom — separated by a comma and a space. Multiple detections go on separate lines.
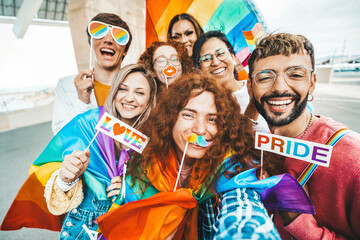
215, 157, 315, 214
146, 0, 267, 66
1, 106, 123, 231
97, 149, 214, 240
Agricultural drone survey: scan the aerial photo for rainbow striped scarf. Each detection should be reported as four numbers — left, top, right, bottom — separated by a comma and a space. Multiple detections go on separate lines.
97, 149, 214, 240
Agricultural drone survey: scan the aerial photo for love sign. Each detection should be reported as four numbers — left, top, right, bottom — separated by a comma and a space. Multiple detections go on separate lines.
255, 132, 333, 167
96, 112, 149, 153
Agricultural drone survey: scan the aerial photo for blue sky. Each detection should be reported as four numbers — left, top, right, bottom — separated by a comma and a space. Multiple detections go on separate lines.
255, 0, 360, 57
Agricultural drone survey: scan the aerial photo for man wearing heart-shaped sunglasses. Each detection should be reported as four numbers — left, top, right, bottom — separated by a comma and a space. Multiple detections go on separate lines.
52, 13, 133, 134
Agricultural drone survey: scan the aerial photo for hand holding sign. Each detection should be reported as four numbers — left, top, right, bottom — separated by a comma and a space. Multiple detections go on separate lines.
59, 149, 91, 183
74, 69, 95, 104
107, 176, 122, 200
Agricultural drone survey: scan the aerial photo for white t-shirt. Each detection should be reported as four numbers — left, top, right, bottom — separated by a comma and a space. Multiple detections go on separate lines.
232, 81, 270, 132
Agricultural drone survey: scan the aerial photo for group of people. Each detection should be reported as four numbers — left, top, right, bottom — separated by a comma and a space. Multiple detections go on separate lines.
2, 11, 359, 240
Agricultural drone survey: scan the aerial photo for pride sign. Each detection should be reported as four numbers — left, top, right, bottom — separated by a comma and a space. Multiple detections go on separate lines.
96, 112, 149, 154
255, 132, 332, 167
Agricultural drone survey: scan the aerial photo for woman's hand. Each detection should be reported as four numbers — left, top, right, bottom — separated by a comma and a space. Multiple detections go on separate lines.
107, 176, 122, 200
59, 150, 90, 183
258, 169, 270, 180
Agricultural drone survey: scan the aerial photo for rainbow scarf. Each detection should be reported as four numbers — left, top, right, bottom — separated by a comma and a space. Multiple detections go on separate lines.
98, 153, 316, 240
1, 106, 125, 231
146, 0, 266, 67
97, 149, 214, 240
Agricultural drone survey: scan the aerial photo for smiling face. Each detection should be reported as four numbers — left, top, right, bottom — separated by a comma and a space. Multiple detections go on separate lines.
152, 45, 183, 86
199, 37, 236, 84
115, 72, 151, 124
171, 19, 198, 56
250, 54, 316, 126
92, 31, 126, 71
172, 91, 218, 161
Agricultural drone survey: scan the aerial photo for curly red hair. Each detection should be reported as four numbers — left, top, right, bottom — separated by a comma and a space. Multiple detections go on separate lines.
127, 72, 282, 192
137, 40, 193, 87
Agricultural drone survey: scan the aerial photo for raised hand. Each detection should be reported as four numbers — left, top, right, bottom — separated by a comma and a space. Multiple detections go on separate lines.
74, 69, 95, 104
59, 150, 91, 183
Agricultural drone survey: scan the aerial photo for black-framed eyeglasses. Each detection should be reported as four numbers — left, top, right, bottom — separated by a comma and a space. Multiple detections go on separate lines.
153, 55, 181, 67
199, 48, 230, 67
253, 66, 314, 88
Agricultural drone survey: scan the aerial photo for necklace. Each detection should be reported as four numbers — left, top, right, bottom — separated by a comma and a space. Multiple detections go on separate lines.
300, 112, 313, 139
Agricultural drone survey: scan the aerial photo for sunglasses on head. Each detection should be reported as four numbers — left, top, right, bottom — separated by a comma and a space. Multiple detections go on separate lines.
88, 21, 130, 46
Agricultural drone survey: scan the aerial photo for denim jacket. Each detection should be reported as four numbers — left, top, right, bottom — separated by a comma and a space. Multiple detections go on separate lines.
60, 186, 112, 240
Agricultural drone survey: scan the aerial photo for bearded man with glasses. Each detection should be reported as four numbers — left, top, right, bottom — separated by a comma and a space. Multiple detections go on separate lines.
248, 33, 360, 239
52, 13, 132, 134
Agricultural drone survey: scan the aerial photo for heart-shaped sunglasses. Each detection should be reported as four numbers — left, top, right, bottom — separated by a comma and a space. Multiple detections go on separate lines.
88, 21, 130, 46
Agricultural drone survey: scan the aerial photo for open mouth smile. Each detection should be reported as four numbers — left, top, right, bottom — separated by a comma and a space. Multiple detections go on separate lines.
121, 103, 136, 110
211, 67, 226, 75
100, 47, 115, 57
265, 98, 294, 112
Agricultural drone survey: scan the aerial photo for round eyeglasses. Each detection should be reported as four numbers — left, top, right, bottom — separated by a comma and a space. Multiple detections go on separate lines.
199, 48, 230, 67
153, 55, 181, 67
253, 66, 314, 88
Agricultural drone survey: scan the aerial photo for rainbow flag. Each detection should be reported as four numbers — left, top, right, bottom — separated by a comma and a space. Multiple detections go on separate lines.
0, 161, 64, 231
1, 106, 123, 231
146, 0, 267, 66
215, 157, 315, 214
97, 149, 214, 240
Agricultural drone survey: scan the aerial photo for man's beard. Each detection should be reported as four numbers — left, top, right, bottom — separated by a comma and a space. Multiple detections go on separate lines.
253, 91, 308, 127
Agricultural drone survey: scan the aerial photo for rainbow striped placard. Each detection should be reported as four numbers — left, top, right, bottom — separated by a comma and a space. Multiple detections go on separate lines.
255, 132, 334, 167
146, 0, 267, 66
96, 112, 149, 154
297, 128, 353, 186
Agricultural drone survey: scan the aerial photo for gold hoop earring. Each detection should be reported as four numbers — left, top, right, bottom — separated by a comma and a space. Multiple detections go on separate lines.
308, 94, 314, 102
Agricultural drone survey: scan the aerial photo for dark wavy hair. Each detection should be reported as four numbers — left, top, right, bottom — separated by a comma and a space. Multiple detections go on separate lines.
86, 13, 133, 54
137, 40, 193, 87
248, 33, 315, 81
167, 13, 204, 41
192, 30, 240, 81
127, 72, 282, 193
192, 30, 236, 68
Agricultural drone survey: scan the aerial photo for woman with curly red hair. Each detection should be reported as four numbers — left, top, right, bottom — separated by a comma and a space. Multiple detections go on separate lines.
138, 40, 193, 91
96, 72, 287, 239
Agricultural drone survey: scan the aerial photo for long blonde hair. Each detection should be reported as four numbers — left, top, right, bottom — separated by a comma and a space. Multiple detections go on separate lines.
105, 64, 157, 153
